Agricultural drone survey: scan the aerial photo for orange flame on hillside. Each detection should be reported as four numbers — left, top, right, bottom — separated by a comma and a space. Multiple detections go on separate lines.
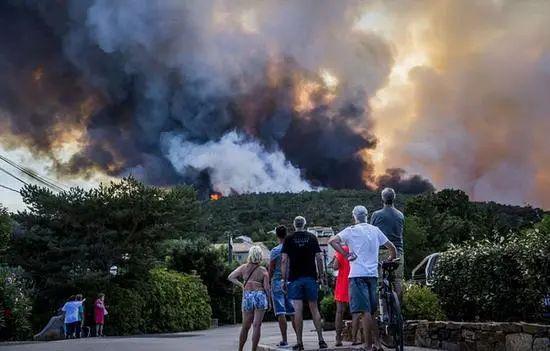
210, 192, 222, 201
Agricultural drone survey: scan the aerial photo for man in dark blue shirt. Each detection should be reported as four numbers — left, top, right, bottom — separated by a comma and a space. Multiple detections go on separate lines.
371, 187, 405, 297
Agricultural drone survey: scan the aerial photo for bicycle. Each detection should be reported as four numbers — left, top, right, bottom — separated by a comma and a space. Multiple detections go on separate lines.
377, 258, 404, 351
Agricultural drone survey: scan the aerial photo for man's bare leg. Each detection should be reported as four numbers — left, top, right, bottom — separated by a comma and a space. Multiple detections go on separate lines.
351, 312, 361, 344
291, 300, 304, 346
362, 311, 382, 349
277, 314, 288, 343
307, 300, 325, 343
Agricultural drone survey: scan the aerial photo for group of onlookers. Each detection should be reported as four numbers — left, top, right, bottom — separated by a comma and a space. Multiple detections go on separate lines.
229, 187, 403, 351
61, 293, 108, 339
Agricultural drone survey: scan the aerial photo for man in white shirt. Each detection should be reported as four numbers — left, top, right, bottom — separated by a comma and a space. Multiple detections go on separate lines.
329, 205, 397, 350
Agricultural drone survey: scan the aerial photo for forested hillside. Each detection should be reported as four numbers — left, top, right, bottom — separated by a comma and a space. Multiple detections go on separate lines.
202, 188, 545, 275
202, 189, 410, 243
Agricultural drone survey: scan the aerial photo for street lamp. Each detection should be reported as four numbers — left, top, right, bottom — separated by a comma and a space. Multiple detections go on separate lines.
109, 265, 118, 276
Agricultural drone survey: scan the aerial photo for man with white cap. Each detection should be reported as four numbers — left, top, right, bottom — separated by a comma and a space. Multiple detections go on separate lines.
329, 205, 397, 350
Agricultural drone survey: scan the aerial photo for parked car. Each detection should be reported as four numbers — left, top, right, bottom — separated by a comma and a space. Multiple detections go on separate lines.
411, 253, 440, 286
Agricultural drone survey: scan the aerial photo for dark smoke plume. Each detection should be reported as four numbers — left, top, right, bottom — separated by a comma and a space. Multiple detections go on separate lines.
374, 168, 434, 195
0, 0, 431, 195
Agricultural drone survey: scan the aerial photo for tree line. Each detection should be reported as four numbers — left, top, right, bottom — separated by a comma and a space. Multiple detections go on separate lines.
0, 178, 545, 339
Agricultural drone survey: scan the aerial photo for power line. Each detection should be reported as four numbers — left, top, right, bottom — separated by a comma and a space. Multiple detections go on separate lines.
0, 154, 67, 192
0, 165, 29, 185
0, 183, 20, 193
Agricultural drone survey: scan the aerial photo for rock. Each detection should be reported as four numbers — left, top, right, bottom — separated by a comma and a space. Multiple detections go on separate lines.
532, 337, 549, 351
441, 341, 460, 351
462, 329, 476, 340
458, 340, 477, 351
506, 333, 533, 351
521, 323, 549, 337
501, 323, 523, 334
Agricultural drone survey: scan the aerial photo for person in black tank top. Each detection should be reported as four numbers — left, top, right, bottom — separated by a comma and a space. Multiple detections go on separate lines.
281, 216, 327, 350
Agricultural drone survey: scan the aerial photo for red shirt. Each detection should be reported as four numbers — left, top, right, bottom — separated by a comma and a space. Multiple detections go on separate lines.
334, 246, 350, 303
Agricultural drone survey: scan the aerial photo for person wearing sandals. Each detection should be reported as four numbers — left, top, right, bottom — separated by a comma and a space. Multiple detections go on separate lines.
228, 246, 271, 351
269, 225, 296, 348
281, 216, 327, 350
329, 206, 397, 351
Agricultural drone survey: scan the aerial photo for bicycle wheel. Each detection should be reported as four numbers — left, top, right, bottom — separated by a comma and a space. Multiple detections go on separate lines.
380, 292, 396, 349
389, 291, 404, 351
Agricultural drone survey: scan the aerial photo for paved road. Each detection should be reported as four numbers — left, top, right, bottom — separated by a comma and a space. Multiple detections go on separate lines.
0, 321, 437, 351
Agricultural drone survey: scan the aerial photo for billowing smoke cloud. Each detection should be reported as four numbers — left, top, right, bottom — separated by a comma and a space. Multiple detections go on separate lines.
163, 131, 312, 194
2, 0, 420, 195
375, 168, 434, 195
368, 0, 550, 207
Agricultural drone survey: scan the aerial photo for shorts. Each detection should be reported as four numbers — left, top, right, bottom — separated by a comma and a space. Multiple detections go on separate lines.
242, 290, 268, 312
271, 279, 295, 316
288, 277, 318, 301
349, 277, 378, 314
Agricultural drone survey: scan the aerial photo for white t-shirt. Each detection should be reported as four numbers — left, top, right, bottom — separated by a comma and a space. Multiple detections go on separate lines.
337, 223, 389, 278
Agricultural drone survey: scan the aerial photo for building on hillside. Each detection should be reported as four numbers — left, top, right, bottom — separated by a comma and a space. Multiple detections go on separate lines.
307, 226, 335, 254
214, 239, 270, 264
307, 226, 336, 278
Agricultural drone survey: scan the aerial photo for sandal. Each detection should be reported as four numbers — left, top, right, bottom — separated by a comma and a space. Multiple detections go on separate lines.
319, 340, 328, 349
292, 343, 304, 351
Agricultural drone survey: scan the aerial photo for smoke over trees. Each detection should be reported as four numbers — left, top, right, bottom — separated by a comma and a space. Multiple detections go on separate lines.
0, 0, 433, 195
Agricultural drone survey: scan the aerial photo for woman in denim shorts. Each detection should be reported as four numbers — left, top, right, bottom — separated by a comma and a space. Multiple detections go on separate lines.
229, 246, 271, 351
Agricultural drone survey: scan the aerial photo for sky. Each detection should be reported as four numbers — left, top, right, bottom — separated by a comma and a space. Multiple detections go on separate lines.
1, 0, 549, 211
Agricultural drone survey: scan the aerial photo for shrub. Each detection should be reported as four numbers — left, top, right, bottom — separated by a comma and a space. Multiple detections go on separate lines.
402, 284, 445, 320
148, 268, 212, 332
0, 265, 33, 340
432, 221, 550, 322
320, 294, 336, 323
105, 285, 148, 335
163, 239, 236, 324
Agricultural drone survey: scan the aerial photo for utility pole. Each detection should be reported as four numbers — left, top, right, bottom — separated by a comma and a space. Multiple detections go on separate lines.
226, 231, 236, 324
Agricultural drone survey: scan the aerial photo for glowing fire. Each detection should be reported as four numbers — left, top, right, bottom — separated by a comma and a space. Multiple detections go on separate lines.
293, 68, 339, 114
210, 192, 222, 201
32, 66, 44, 82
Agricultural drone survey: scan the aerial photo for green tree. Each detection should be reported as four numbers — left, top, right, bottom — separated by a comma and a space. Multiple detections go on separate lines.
8, 177, 200, 329
163, 239, 237, 323
403, 216, 430, 277
0, 205, 12, 256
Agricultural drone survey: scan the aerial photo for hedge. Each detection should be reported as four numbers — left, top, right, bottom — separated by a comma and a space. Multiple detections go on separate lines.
432, 224, 549, 322
105, 269, 211, 335
148, 268, 212, 333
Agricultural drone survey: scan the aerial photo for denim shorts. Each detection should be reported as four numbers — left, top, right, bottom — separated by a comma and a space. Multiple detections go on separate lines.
242, 290, 268, 312
288, 277, 318, 301
271, 279, 295, 316
349, 277, 378, 314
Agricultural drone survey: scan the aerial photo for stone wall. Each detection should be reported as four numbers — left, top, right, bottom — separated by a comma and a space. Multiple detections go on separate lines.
405, 320, 549, 351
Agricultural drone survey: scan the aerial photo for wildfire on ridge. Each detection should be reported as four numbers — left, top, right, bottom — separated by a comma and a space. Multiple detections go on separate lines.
210, 192, 222, 201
